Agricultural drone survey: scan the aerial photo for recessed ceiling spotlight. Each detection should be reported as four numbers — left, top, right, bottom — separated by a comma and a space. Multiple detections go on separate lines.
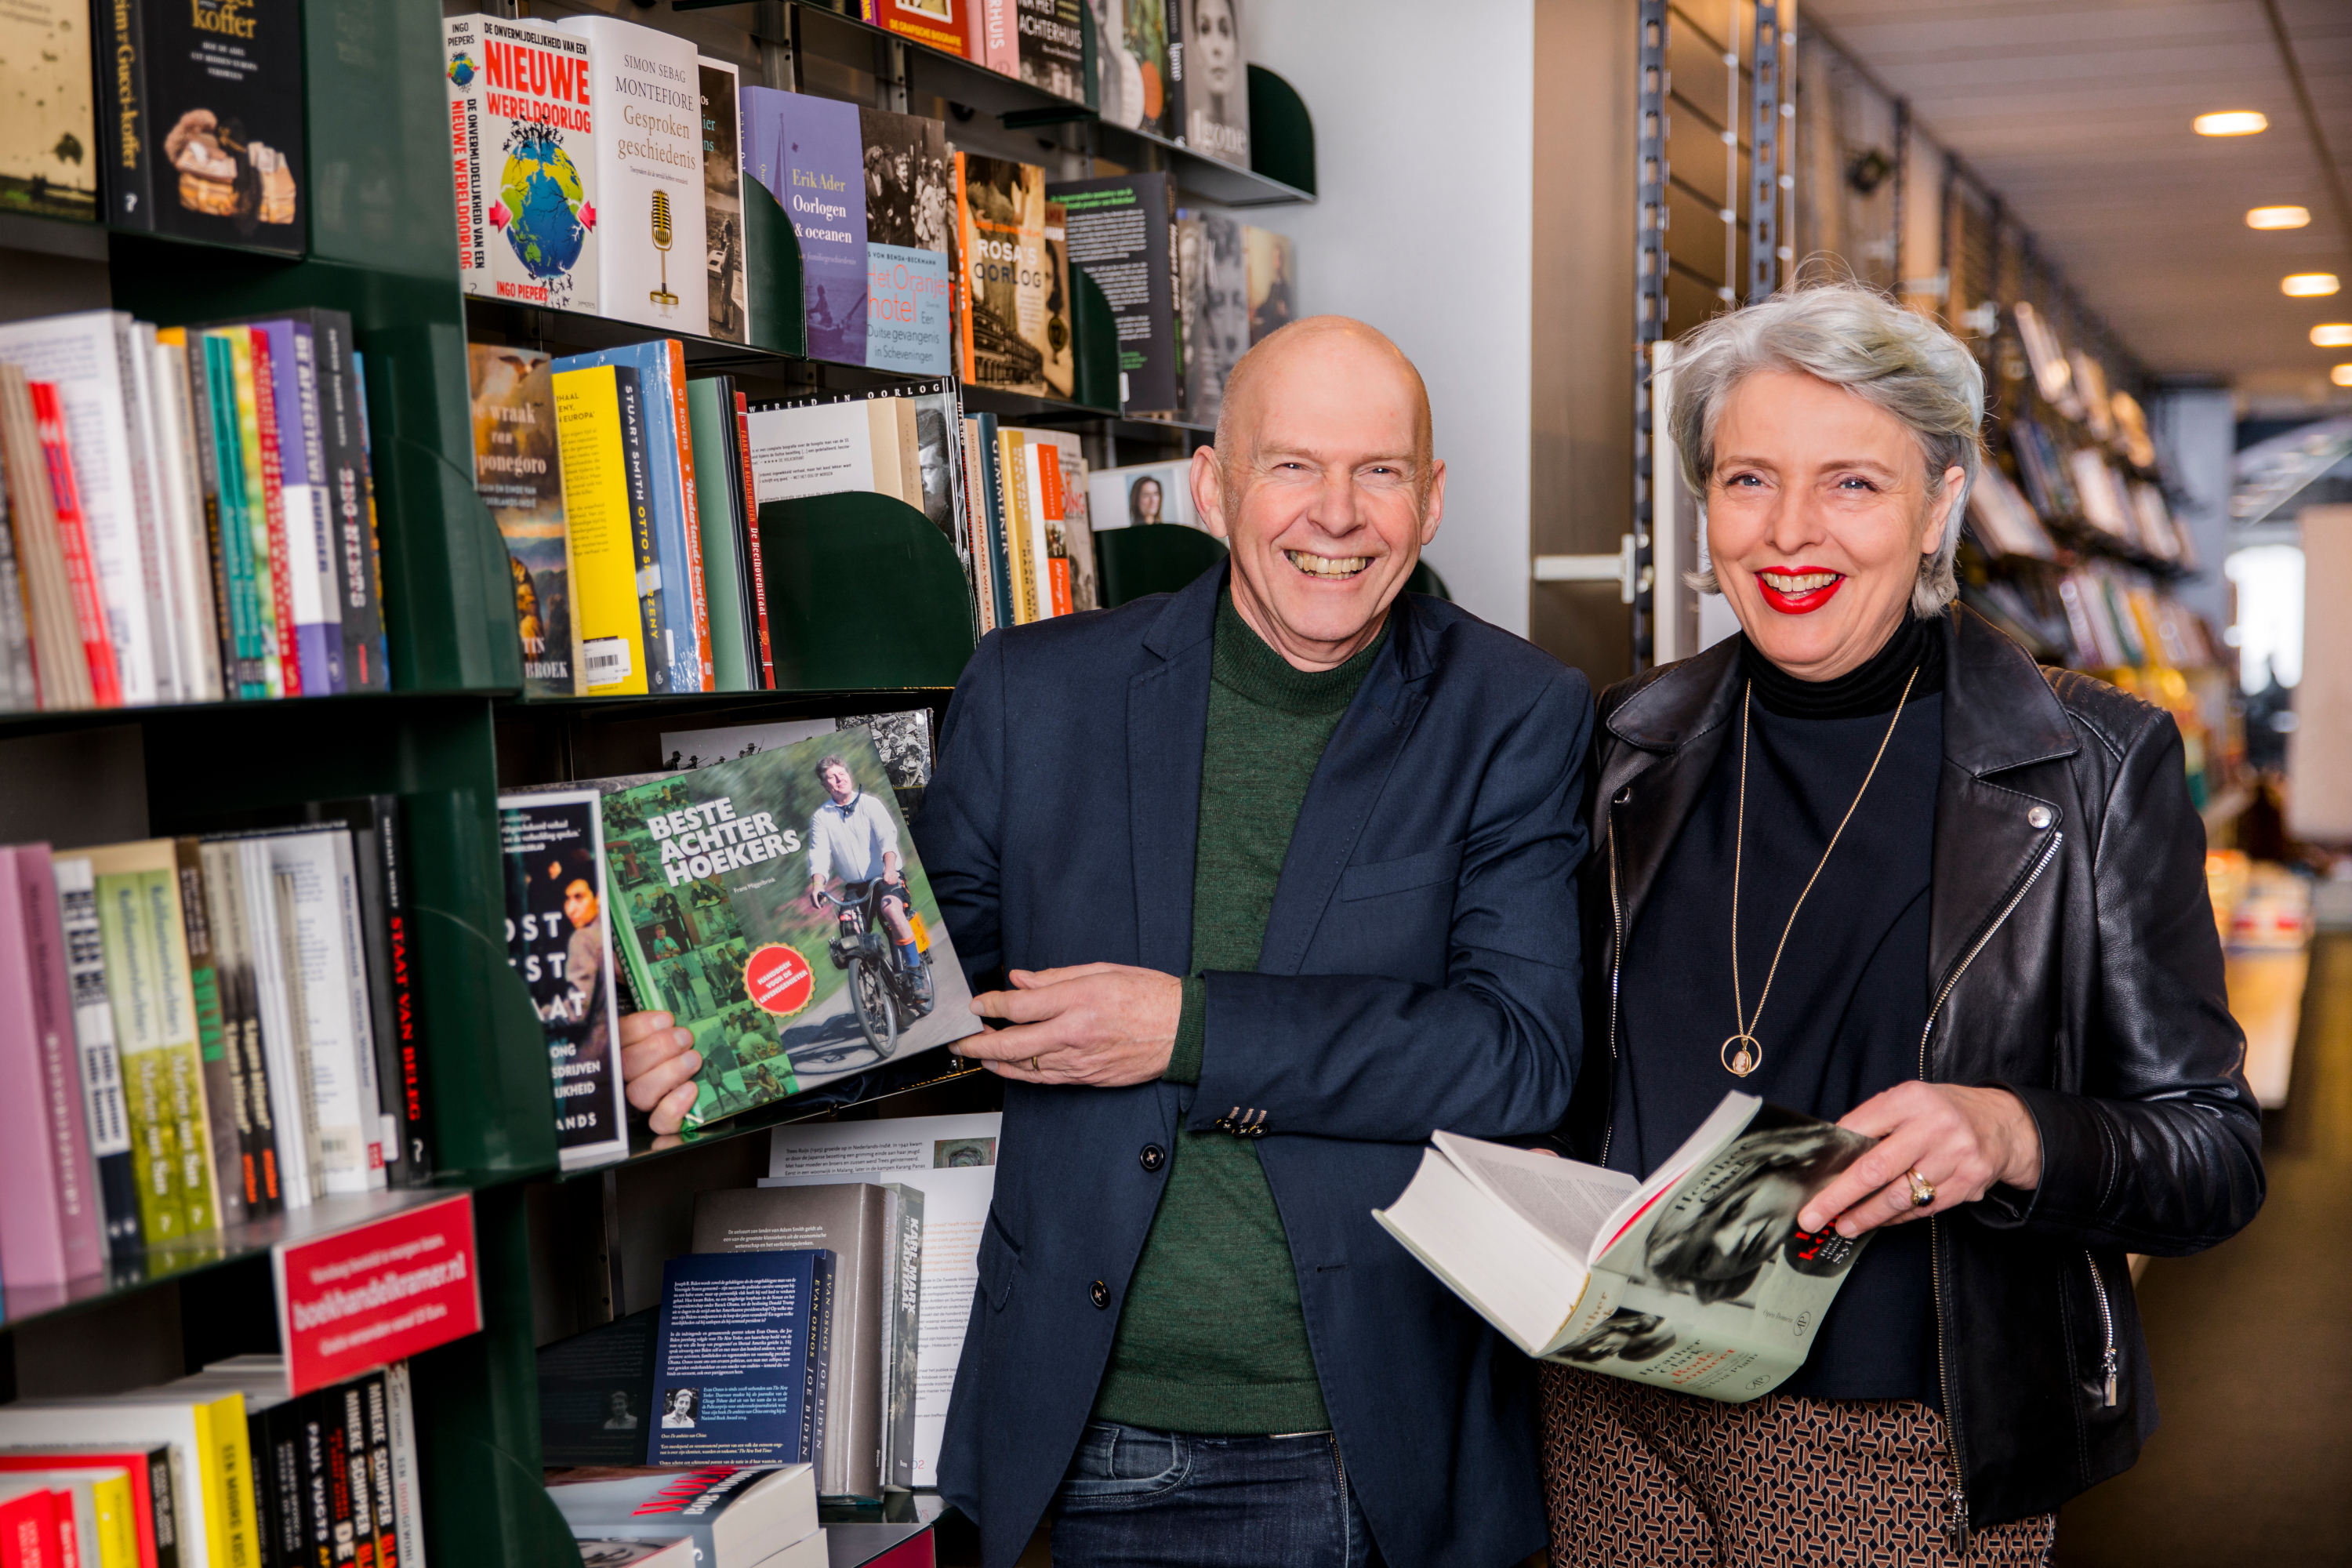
2248, 205, 2311, 229
2195, 111, 2269, 136
2333, 365, 2352, 388
2313, 325, 2352, 347
2283, 273, 2342, 297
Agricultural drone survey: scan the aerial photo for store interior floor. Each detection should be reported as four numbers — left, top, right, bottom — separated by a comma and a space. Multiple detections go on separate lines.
2056, 934, 2352, 1565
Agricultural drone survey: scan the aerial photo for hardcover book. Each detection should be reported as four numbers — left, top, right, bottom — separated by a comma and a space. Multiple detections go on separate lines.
0, 844, 106, 1287
1047, 173, 1180, 416
1243, 224, 1294, 343
699, 59, 748, 345
0, 0, 96, 220
1087, 457, 1199, 531
650, 1250, 835, 1468
444, 14, 600, 314
1177, 209, 1244, 423
1090, 0, 1172, 136
470, 344, 580, 696
740, 89, 953, 376
1171, 0, 1247, 167
96, 0, 305, 251
1001, 0, 1084, 102
498, 789, 630, 1171
544, 1465, 818, 1568
552, 361, 660, 697
599, 728, 981, 1130
953, 154, 1073, 399
865, 0, 971, 58
684, 379, 756, 694
1376, 1093, 1875, 1402
555, 14, 706, 332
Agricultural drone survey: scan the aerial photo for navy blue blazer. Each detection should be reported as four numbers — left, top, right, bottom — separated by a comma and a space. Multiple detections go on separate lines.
914, 565, 1592, 1567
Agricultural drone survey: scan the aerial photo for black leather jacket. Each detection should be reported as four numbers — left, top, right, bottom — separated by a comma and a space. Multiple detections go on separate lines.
1560, 605, 2265, 1541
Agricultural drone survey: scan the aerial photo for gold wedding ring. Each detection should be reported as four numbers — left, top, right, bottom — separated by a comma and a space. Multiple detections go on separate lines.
1906, 1169, 1936, 1209
1029, 1056, 1040, 1073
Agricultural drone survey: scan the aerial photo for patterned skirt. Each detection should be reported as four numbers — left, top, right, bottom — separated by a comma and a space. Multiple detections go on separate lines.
1538, 1365, 2057, 1568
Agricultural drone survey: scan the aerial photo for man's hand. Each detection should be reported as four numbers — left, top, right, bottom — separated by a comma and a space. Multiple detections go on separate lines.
1800, 1082, 2044, 1240
959, 964, 1181, 1087
619, 1009, 701, 1134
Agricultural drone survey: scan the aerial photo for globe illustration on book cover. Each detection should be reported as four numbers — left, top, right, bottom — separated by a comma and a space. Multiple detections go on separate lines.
495, 126, 592, 299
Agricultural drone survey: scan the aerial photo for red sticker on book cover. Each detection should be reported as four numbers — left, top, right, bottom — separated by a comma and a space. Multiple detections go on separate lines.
274, 1193, 484, 1396
746, 942, 815, 1015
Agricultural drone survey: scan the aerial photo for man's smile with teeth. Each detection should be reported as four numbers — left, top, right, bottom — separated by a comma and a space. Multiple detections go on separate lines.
1760, 569, 1842, 592
1286, 550, 1370, 578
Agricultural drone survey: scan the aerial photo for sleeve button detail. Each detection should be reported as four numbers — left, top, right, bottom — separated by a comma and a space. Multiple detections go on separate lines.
1090, 1279, 1111, 1309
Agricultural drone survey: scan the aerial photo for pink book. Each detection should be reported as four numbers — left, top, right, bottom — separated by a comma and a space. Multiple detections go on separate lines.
0, 844, 106, 1287
981, 0, 1017, 76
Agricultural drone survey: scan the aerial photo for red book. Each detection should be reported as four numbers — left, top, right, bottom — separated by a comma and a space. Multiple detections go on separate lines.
245, 330, 302, 696
0, 1450, 167, 1568
0, 1484, 58, 1568
27, 383, 122, 707
662, 340, 713, 691
732, 392, 774, 689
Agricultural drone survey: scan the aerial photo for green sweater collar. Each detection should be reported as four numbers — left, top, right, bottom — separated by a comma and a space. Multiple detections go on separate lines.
1212, 588, 1390, 717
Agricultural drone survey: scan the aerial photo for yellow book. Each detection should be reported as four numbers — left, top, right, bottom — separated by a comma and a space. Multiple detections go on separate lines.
203, 328, 285, 700
74, 839, 220, 1240
188, 1392, 256, 1568
554, 364, 651, 695
996, 429, 1038, 623
87, 1468, 137, 1568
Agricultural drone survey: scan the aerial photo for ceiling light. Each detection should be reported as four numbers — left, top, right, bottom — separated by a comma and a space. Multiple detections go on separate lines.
2283, 274, 2341, 297
2334, 365, 2352, 388
2247, 205, 2310, 229
2195, 111, 2269, 136
2314, 325, 2352, 347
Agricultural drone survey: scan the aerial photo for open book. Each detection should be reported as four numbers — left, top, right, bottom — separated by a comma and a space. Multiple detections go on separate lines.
1374, 1093, 1876, 1402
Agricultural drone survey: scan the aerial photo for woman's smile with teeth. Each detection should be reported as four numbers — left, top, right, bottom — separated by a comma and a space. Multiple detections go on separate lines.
1286, 550, 1369, 578
1759, 569, 1841, 592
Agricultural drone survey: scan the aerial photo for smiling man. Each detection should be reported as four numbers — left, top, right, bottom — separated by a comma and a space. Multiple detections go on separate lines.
911, 317, 1592, 1567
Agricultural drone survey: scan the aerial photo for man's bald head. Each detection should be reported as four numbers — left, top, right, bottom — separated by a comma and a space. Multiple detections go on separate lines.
1212, 316, 1435, 495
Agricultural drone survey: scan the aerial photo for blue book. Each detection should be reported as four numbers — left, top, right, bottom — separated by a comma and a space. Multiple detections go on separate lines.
650, 1248, 836, 1469
550, 340, 709, 694
740, 87, 953, 376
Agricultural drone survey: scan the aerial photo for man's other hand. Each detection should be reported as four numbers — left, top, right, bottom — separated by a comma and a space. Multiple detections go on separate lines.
962, 964, 1181, 1087
620, 1009, 701, 1134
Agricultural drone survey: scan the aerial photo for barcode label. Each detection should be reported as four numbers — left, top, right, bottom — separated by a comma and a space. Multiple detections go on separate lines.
583, 637, 632, 688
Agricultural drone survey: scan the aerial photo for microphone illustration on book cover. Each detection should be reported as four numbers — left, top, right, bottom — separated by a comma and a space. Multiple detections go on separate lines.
650, 190, 680, 316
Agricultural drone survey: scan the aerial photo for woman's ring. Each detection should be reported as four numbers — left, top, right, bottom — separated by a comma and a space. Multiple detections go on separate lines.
1905, 1169, 1936, 1209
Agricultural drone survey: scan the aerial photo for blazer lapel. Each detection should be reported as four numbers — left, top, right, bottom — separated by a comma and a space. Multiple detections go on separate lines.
1255, 597, 1435, 977
1127, 569, 1223, 976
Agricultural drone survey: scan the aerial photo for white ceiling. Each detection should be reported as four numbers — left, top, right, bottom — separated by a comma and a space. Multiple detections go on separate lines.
1800, 0, 2352, 401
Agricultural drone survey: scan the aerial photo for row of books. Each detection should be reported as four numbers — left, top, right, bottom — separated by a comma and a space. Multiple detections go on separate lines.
2012, 301, 2159, 470
0, 1356, 420, 1568
2007, 416, 2194, 567
1966, 560, 2217, 677
0, 307, 390, 715
445, 12, 1292, 422
0, 0, 307, 250
0, 807, 424, 1287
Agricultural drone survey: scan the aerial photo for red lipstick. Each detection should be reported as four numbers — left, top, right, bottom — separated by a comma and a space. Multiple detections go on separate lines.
1755, 567, 1846, 615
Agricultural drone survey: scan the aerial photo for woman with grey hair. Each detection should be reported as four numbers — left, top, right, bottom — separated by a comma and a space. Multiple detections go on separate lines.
1540, 281, 2263, 1564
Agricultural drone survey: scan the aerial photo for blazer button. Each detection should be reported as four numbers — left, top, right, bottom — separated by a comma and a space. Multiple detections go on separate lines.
1090, 1279, 1111, 1309
2027, 804, 2055, 829
1247, 1124, 1266, 1138
1212, 1117, 1236, 1134
1140, 1144, 1166, 1172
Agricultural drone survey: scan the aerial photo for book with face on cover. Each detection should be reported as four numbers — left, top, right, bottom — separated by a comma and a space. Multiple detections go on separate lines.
1177, 209, 1245, 424
1171, 0, 1247, 167
953, 154, 1073, 400
470, 344, 580, 696
599, 728, 980, 1130
1375, 1092, 1878, 1403
499, 789, 629, 1171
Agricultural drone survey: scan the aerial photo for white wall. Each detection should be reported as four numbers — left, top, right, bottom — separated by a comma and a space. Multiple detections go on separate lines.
1243, 0, 1534, 635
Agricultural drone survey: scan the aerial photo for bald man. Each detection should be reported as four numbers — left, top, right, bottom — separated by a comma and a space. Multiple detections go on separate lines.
941, 320, 1590, 1565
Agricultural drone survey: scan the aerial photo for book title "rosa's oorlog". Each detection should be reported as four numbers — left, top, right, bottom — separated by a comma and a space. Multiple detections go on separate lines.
647, 797, 803, 886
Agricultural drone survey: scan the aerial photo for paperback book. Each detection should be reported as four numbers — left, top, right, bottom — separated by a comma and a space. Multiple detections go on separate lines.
556, 13, 707, 332
600, 728, 981, 1130
953, 154, 1074, 399
1375, 1092, 1876, 1402
445, 15, 600, 313
499, 789, 630, 1170
470, 344, 581, 695
0, 0, 96, 220
699, 59, 750, 345
1171, 0, 1248, 167
1178, 209, 1245, 423
1091, 0, 1173, 137
1047, 174, 1181, 416
650, 1250, 836, 1468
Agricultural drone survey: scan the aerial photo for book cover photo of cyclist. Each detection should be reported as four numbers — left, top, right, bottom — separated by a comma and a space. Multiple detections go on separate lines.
602, 725, 982, 1128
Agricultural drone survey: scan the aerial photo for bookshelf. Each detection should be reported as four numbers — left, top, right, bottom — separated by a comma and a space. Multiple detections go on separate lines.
0, 0, 1316, 1563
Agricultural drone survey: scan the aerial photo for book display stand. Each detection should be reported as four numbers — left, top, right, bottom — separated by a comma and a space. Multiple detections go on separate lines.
0, 0, 1316, 1563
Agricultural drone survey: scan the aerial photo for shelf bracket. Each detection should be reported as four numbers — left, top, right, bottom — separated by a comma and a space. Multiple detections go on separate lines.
1534, 537, 1639, 604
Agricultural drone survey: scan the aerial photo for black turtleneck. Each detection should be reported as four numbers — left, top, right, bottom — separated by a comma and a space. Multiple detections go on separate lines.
1613, 609, 1947, 1405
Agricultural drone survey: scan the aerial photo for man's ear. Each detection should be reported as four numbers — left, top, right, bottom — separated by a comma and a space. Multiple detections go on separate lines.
1420, 458, 1448, 546
1192, 445, 1229, 539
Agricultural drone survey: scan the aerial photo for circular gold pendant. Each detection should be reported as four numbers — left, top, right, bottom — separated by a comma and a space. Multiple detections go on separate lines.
1722, 1034, 1762, 1077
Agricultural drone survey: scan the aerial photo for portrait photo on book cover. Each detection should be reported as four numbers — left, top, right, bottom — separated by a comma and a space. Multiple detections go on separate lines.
661, 1387, 701, 1428
1635, 1118, 1871, 1308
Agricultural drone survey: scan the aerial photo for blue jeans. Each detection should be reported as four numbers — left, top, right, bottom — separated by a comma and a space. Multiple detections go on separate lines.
1049, 1421, 1385, 1568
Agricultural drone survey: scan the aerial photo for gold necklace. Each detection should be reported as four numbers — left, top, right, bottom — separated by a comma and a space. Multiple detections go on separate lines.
1722, 665, 1922, 1077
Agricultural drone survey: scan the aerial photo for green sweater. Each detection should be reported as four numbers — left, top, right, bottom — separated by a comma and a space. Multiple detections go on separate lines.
1091, 591, 1387, 1435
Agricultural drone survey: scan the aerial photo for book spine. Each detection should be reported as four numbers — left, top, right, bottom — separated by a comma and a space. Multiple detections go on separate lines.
982, 0, 1018, 76
220, 335, 284, 699
0, 1488, 60, 1568
383, 1367, 423, 1568
254, 1397, 300, 1568
245, 333, 301, 698
958, 419, 995, 637
153, 336, 226, 703
0, 366, 94, 710
336, 1385, 375, 1568
360, 1375, 394, 1568
9, 847, 109, 1281
311, 318, 385, 694
199, 1394, 260, 1568
248, 845, 321, 1207
29, 383, 125, 707
612, 368, 669, 695
682, 380, 747, 693
0, 849, 71, 1289
664, 343, 713, 692
92, 862, 189, 1242
890, 1184, 922, 1489
351, 802, 424, 1183
998, 430, 1037, 623
328, 836, 386, 1188
321, 1397, 356, 1568
171, 840, 245, 1229
344, 354, 388, 694
976, 414, 1013, 630
550, 367, 649, 697
147, 857, 218, 1236
112, 323, 178, 706
0, 448, 35, 709
289, 328, 343, 694
299, 1399, 331, 1568
733, 394, 774, 688
192, 340, 257, 700
96, 0, 156, 228
444, 16, 489, 293
201, 842, 281, 1214
800, 1254, 826, 1468
52, 857, 141, 1255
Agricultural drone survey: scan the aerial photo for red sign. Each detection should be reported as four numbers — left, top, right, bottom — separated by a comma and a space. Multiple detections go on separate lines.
746, 942, 815, 1015
274, 1192, 483, 1396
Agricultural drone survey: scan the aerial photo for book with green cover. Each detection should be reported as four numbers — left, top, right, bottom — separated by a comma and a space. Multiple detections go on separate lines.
601, 729, 981, 1128
684, 378, 752, 693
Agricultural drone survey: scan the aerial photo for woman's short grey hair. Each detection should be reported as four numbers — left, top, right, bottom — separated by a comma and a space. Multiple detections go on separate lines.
1671, 282, 1986, 617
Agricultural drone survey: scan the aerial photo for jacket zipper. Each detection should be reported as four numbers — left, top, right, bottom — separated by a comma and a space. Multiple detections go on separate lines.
1919, 827, 2063, 1555
2085, 1251, 2119, 1407
1599, 812, 1625, 1171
